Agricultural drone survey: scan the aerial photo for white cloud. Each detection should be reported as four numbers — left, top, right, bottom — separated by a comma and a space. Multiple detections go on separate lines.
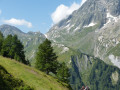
3, 18, 32, 28
51, 0, 88, 24
81, 0, 87, 6
0, 10, 2, 15
51, 2, 80, 24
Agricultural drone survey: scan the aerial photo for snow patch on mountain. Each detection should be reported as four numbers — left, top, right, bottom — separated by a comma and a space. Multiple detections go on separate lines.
101, 13, 120, 28
84, 22, 96, 28
109, 54, 120, 68
107, 13, 119, 22
74, 27, 80, 32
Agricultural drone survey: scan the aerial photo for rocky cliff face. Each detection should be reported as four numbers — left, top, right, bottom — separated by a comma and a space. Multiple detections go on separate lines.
47, 0, 120, 38
70, 51, 120, 90
47, 0, 120, 68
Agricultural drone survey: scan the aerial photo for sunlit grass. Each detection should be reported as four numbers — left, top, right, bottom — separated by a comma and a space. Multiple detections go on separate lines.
0, 56, 69, 90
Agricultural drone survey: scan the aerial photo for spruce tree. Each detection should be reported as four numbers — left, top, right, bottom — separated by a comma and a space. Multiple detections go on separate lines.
12, 35, 26, 64
57, 62, 70, 83
35, 39, 58, 74
1, 34, 27, 64
1, 35, 13, 57
0, 31, 4, 54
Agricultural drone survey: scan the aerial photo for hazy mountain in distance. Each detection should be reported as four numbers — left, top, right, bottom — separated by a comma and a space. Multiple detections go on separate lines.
0, 24, 46, 64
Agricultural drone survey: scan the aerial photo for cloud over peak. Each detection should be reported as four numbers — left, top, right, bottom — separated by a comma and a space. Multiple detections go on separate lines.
81, 0, 87, 6
3, 18, 32, 28
51, 0, 88, 24
0, 10, 2, 15
51, 2, 80, 24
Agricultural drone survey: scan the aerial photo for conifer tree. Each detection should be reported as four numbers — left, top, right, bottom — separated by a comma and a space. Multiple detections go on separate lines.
57, 62, 70, 83
0, 31, 4, 54
12, 35, 26, 63
35, 39, 58, 74
1, 34, 27, 64
1, 35, 12, 57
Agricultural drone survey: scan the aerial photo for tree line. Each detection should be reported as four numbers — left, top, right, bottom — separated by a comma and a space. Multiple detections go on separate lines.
0, 32, 29, 65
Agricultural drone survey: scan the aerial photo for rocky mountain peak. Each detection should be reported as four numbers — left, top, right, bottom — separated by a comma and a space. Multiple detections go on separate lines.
46, 0, 120, 69
0, 24, 24, 36
47, 0, 120, 39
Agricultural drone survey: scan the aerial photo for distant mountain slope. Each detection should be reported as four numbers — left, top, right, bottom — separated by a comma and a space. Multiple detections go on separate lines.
52, 42, 120, 89
70, 51, 120, 90
0, 24, 24, 36
0, 56, 69, 90
47, 0, 120, 68
0, 24, 46, 64
51, 44, 120, 90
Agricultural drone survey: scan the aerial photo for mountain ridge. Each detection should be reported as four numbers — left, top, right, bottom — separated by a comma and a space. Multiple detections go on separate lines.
46, 0, 120, 68
0, 24, 46, 64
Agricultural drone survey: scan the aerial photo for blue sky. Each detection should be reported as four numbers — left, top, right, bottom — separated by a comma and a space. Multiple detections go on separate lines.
0, 0, 82, 34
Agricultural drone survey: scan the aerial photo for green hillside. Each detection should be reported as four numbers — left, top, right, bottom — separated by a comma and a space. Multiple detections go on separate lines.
0, 56, 69, 90
0, 65, 33, 90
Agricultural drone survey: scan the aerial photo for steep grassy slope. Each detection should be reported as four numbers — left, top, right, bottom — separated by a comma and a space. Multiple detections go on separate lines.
0, 56, 69, 90
0, 65, 33, 90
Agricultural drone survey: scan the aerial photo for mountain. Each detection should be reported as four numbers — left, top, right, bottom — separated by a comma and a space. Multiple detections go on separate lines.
0, 24, 46, 65
0, 56, 69, 90
46, 0, 120, 89
70, 51, 120, 90
47, 0, 120, 68
1, 0, 120, 89
0, 24, 25, 36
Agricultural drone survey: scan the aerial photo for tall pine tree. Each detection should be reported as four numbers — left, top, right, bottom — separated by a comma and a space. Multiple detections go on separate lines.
57, 62, 70, 83
1, 35, 13, 57
0, 31, 4, 54
35, 39, 58, 74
